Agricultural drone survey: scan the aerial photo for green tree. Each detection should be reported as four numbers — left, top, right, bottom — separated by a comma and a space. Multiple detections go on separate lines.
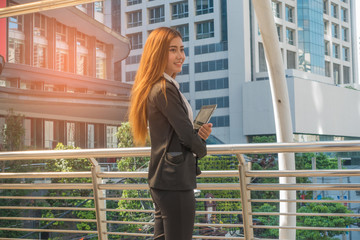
1, 109, 25, 173
296, 201, 357, 240
114, 122, 152, 237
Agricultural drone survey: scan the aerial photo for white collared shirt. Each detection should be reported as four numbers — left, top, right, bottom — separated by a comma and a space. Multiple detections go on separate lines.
163, 72, 193, 125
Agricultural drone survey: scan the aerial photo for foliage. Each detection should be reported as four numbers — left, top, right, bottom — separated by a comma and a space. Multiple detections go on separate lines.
38, 143, 96, 240
1, 108, 25, 151
296, 200, 357, 240
0, 109, 25, 173
115, 122, 152, 236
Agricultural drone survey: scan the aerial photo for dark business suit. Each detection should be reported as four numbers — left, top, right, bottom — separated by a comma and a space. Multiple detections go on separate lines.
147, 79, 207, 239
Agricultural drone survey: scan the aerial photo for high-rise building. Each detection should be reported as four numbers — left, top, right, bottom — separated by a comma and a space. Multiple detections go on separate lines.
117, 0, 360, 144
0, 0, 131, 150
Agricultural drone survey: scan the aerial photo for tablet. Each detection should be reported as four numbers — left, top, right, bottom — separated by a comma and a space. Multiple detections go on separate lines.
194, 104, 217, 130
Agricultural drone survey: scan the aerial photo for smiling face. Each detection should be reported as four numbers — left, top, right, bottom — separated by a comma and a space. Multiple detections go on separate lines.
164, 37, 185, 76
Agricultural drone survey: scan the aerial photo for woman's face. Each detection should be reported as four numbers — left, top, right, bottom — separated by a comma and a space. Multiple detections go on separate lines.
165, 37, 185, 76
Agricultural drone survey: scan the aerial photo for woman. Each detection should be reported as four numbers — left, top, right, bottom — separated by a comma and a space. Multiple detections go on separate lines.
129, 27, 212, 240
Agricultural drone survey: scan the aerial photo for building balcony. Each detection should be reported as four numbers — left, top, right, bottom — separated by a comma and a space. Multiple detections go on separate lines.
1, 141, 360, 239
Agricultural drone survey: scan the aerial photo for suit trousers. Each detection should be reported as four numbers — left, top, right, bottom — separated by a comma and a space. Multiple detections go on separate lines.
150, 188, 195, 240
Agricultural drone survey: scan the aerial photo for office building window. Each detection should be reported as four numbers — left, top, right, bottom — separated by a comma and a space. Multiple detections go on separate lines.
44, 120, 54, 149
276, 25, 282, 42
323, 0, 328, 14
96, 41, 106, 79
9, 15, 23, 31
126, 54, 142, 65
24, 119, 31, 147
324, 20, 328, 35
8, 15, 25, 64
172, 1, 188, 19
272, 1, 281, 18
126, 71, 137, 82
76, 32, 88, 75
88, 124, 95, 148
107, 126, 118, 148
175, 24, 189, 42
341, 8, 348, 22
179, 82, 190, 93
209, 115, 229, 128
195, 78, 228, 92
55, 23, 68, 72
325, 61, 331, 77
196, 0, 213, 15
324, 41, 329, 56
333, 63, 340, 84
178, 64, 189, 75
196, 21, 214, 39
94, 1, 104, 13
194, 42, 228, 55
332, 43, 339, 58
127, 0, 142, 6
33, 44, 47, 68
343, 66, 350, 84
287, 50, 296, 69
195, 59, 228, 73
149, 6, 165, 24
77, 55, 88, 76
127, 11, 142, 28
285, 5, 294, 22
56, 49, 68, 72
67, 122, 76, 147
331, 3, 338, 18
258, 42, 267, 72
8, 38, 25, 64
196, 97, 229, 110
34, 13, 46, 37
127, 32, 143, 49
342, 47, 349, 61
342, 27, 348, 42
332, 23, 339, 38
286, 28, 294, 45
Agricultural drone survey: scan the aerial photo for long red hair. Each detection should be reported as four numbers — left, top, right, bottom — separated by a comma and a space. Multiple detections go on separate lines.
129, 27, 182, 146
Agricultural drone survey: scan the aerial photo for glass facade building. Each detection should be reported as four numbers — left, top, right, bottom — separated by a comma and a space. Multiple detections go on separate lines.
297, 0, 325, 75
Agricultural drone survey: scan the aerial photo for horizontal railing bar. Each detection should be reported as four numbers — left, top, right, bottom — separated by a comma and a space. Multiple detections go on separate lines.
103, 220, 243, 228
252, 225, 360, 231
106, 232, 243, 239
101, 208, 242, 215
247, 169, 360, 177
251, 212, 360, 217
99, 183, 240, 190
0, 227, 98, 234
0, 196, 93, 200
1, 140, 360, 160
248, 183, 360, 191
98, 170, 239, 178
0, 206, 94, 211
100, 197, 152, 201
0, 172, 92, 179
192, 237, 243, 240
0, 217, 97, 222
0, 183, 93, 189
250, 199, 360, 203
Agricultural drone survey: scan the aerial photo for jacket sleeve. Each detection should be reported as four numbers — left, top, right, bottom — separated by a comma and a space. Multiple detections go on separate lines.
152, 82, 207, 158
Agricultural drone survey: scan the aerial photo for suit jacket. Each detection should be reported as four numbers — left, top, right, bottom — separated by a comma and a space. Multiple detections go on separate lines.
147, 79, 207, 190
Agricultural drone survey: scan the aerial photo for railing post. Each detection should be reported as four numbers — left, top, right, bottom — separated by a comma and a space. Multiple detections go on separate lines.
89, 157, 108, 240
237, 154, 254, 239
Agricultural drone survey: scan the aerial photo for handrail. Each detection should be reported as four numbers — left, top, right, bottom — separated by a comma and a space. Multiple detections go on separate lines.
1, 140, 360, 160
1, 141, 360, 240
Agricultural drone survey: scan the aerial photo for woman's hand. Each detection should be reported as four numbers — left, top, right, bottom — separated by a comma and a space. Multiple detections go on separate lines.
198, 123, 213, 140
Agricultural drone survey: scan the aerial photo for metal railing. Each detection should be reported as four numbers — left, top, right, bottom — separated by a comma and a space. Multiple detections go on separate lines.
1, 140, 360, 239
